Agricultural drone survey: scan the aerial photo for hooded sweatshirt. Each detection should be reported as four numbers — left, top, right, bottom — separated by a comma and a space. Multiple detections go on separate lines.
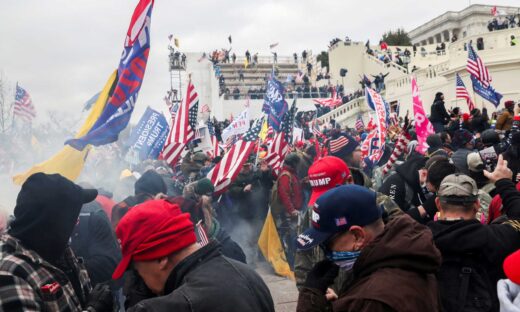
379, 155, 428, 212
297, 214, 442, 312
9, 173, 87, 263
428, 178, 520, 311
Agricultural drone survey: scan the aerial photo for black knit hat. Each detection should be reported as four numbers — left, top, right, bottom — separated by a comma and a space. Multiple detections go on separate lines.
134, 170, 167, 196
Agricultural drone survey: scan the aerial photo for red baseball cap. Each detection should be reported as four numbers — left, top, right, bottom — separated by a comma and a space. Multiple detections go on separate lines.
307, 156, 350, 206
112, 200, 196, 280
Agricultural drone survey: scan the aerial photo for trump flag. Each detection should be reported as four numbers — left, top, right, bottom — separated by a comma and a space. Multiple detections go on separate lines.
67, 0, 154, 150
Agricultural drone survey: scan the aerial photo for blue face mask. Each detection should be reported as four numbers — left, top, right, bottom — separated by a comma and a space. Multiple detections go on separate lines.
325, 250, 361, 271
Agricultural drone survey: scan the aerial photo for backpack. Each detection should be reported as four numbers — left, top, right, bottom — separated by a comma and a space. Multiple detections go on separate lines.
382, 171, 416, 210
437, 253, 495, 312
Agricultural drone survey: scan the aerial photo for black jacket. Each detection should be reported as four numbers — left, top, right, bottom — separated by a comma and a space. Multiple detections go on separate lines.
70, 201, 121, 286
129, 241, 275, 312
428, 178, 520, 311
429, 99, 450, 124
470, 114, 489, 133
379, 155, 428, 212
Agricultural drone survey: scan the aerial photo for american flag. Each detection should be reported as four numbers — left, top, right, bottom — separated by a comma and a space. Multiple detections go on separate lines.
329, 136, 349, 154
164, 96, 178, 119
207, 118, 263, 195
207, 118, 220, 157
456, 74, 475, 111
195, 220, 209, 246
264, 100, 297, 174
313, 87, 343, 108
224, 134, 239, 151
263, 126, 274, 145
162, 81, 199, 166
311, 120, 322, 138
355, 115, 365, 132
467, 43, 491, 87
14, 85, 36, 122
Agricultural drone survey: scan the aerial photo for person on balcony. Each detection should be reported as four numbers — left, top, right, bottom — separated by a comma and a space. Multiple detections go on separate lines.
430, 92, 450, 132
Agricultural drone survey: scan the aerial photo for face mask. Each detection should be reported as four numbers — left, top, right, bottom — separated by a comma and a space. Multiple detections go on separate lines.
325, 250, 361, 271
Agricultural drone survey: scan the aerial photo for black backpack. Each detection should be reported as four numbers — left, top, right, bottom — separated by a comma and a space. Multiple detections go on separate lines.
437, 253, 495, 312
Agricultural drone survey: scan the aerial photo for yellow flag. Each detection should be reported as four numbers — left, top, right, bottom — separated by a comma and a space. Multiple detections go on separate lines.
258, 210, 295, 280
174, 38, 179, 48
259, 119, 268, 142
244, 57, 249, 69
13, 70, 117, 185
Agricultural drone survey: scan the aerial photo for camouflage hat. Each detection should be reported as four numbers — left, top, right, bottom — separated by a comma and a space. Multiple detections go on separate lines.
438, 174, 478, 203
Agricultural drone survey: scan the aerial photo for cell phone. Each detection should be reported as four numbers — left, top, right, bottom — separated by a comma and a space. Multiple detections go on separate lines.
479, 147, 498, 172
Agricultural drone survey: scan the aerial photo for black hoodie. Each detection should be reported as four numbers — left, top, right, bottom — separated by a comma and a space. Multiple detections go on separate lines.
9, 173, 97, 264
379, 155, 428, 212
429, 94, 450, 124
428, 178, 520, 311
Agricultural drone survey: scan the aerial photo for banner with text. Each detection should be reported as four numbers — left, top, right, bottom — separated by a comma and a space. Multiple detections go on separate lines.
126, 106, 169, 162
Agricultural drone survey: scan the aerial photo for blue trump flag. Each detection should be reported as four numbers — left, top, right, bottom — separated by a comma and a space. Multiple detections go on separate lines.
126, 107, 169, 161
67, 0, 154, 150
263, 75, 288, 132
471, 75, 502, 107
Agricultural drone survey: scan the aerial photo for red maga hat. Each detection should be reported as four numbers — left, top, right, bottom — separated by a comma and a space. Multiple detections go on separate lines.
112, 200, 196, 280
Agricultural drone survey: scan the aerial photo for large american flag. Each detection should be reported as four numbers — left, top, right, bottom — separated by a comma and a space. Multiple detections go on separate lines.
207, 118, 263, 195
264, 100, 297, 174
467, 43, 491, 87
14, 85, 36, 122
162, 82, 199, 166
207, 118, 220, 157
456, 74, 475, 111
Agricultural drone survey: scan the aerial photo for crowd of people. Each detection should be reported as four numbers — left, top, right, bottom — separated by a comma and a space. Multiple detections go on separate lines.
488, 15, 520, 32
1, 92, 520, 311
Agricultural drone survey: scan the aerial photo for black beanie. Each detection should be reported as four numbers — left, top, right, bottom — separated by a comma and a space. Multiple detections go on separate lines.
134, 170, 167, 196
427, 134, 443, 153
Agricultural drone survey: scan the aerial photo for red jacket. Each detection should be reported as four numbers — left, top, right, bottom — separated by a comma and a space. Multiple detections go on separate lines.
277, 166, 303, 215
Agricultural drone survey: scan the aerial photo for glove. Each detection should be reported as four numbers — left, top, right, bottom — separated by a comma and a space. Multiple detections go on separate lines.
303, 259, 339, 293
86, 283, 113, 312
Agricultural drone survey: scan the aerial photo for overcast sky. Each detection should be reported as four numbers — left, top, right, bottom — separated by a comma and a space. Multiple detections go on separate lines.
1, 0, 519, 124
